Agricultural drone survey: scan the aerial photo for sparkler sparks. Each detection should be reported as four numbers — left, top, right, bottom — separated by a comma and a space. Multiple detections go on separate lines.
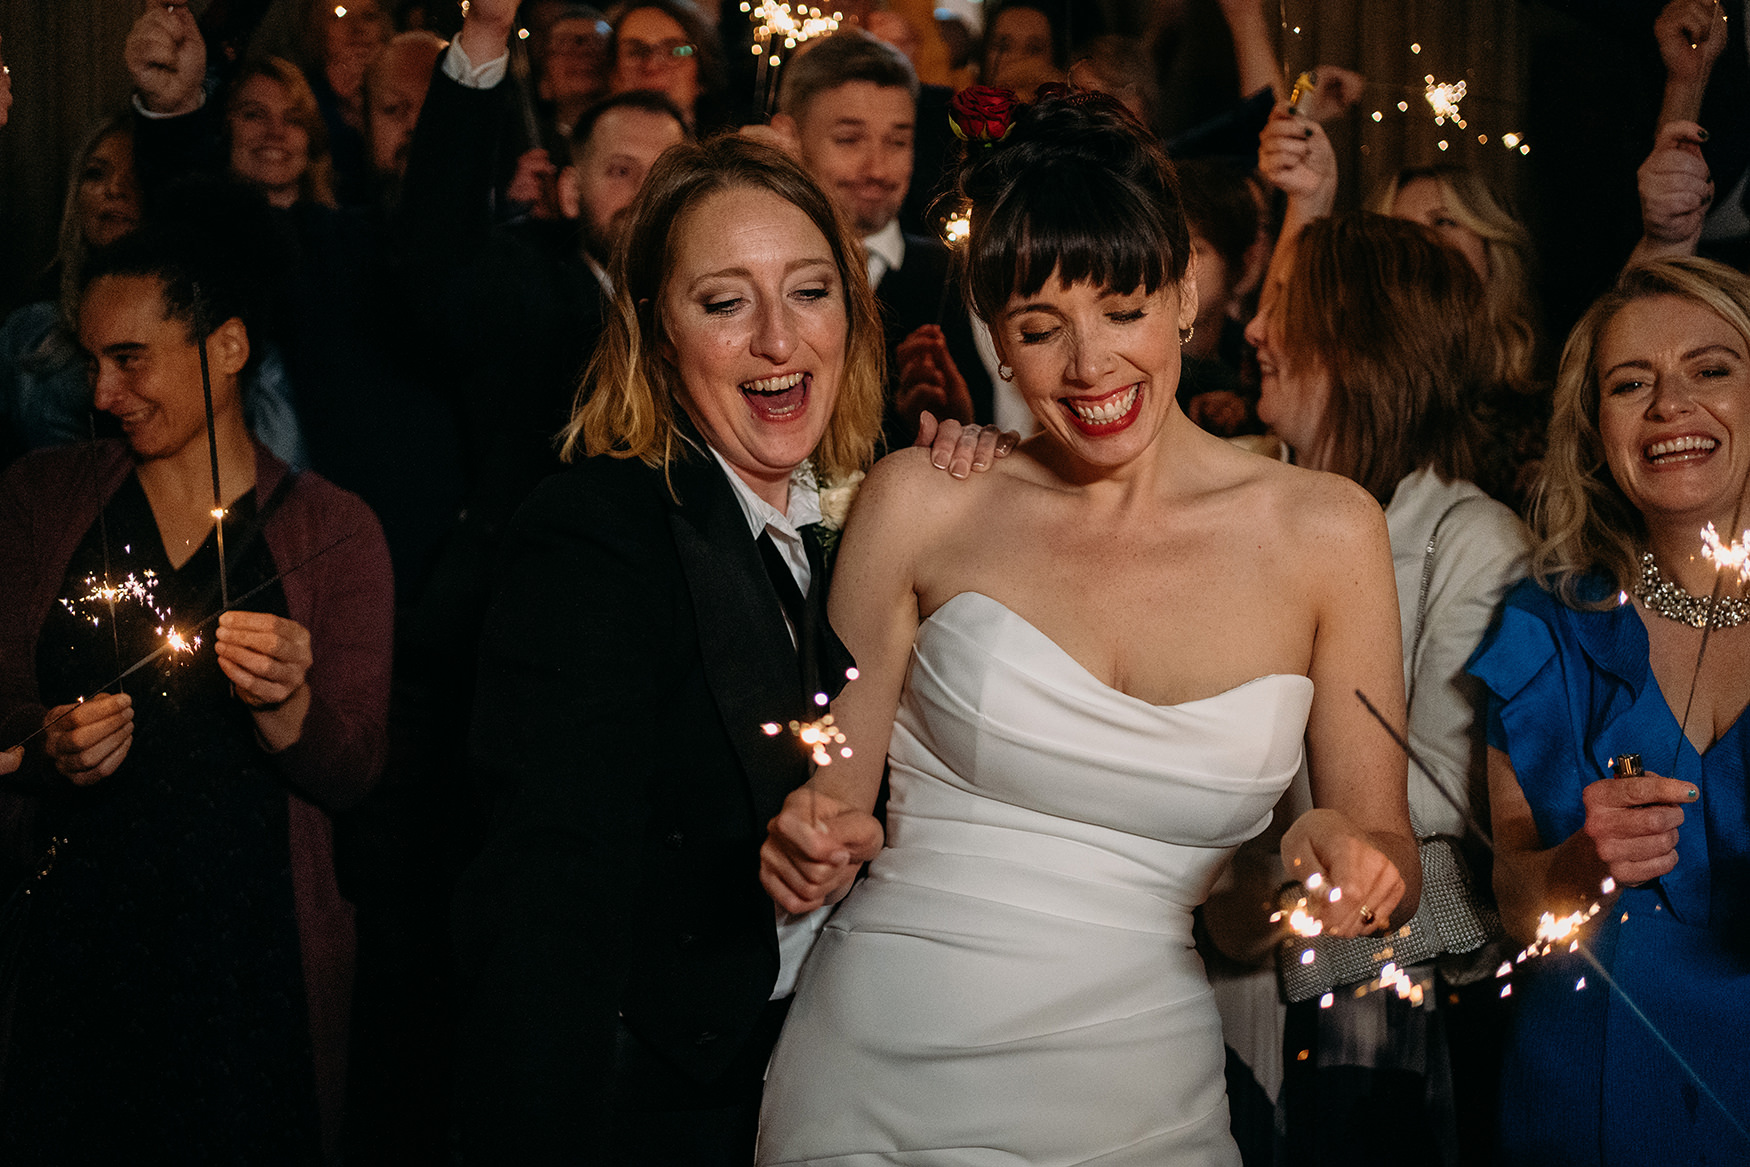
765, 713, 851, 766
161, 627, 200, 655
1700, 521, 1750, 584
62, 571, 167, 630
742, 3, 841, 108
59, 570, 206, 666
1423, 76, 1467, 126
941, 209, 970, 248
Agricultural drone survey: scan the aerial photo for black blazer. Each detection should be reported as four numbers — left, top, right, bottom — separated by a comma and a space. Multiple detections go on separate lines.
451, 444, 852, 1158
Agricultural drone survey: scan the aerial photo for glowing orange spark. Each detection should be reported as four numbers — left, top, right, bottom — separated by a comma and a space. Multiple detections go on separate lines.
1701, 521, 1750, 584
1424, 77, 1466, 123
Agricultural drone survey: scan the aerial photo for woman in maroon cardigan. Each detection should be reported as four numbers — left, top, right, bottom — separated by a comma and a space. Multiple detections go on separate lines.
0, 231, 393, 1163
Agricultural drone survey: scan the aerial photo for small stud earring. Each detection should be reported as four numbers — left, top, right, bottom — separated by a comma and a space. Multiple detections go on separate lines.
998, 363, 1013, 381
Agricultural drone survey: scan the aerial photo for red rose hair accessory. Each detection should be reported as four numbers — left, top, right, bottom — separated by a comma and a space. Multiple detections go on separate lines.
948, 85, 1018, 146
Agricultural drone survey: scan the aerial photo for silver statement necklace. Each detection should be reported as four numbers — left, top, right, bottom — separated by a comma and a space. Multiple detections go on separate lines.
1632, 552, 1750, 629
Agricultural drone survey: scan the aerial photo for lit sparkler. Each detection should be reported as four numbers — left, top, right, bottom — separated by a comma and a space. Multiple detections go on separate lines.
1700, 521, 1750, 584
7, 528, 367, 755
941, 209, 970, 248
742, 3, 842, 113
160, 627, 200, 656
760, 666, 858, 767
59, 569, 208, 671
934, 208, 972, 326
1673, 504, 1750, 773
761, 712, 852, 767
1423, 75, 1466, 127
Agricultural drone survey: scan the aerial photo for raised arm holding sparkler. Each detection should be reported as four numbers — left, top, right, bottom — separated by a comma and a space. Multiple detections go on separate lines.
1630, 1, 1730, 266
1469, 256, 1750, 1163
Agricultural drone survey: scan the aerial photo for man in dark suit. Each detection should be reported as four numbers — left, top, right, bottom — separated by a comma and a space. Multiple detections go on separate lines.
767, 29, 996, 445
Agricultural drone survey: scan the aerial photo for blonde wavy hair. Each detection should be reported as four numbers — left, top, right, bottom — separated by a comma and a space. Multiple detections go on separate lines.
1374, 165, 1541, 394
1530, 256, 1750, 608
561, 135, 884, 484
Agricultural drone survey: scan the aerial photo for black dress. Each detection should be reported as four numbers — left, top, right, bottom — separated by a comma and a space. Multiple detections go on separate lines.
0, 474, 320, 1165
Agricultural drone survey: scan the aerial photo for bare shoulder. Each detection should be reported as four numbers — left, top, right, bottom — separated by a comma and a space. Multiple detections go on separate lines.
845, 445, 1007, 536
1246, 458, 1389, 554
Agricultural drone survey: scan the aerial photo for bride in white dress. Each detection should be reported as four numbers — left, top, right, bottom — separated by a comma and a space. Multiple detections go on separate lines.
758, 90, 1421, 1166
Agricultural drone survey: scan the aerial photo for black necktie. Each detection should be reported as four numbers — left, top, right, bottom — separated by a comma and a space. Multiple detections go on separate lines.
756, 530, 821, 709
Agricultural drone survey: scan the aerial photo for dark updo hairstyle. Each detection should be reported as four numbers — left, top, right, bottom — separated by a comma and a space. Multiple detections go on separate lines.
958, 89, 1190, 328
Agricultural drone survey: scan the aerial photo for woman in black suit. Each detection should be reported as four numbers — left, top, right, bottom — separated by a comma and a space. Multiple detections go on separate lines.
450, 135, 888, 1164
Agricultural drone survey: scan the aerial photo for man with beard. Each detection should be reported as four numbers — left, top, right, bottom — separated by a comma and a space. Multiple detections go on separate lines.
363, 30, 447, 195
398, 0, 688, 464
561, 90, 691, 291
767, 30, 994, 446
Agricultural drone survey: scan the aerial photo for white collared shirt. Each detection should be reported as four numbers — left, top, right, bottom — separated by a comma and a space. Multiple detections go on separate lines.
442, 37, 510, 89
706, 446, 820, 628
704, 447, 831, 998
862, 218, 906, 292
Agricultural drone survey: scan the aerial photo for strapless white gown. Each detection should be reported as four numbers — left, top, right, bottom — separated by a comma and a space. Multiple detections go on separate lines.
757, 593, 1313, 1166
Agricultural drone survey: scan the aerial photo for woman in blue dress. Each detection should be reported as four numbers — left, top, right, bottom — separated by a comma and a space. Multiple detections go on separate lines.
1470, 256, 1750, 1164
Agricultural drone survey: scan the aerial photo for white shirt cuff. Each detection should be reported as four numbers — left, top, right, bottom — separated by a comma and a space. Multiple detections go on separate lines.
132, 90, 206, 119
443, 36, 509, 89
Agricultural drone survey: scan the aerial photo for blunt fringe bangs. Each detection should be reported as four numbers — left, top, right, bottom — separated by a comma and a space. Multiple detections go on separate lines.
961, 91, 1188, 325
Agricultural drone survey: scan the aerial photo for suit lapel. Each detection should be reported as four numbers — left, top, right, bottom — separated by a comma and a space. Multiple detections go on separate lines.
665, 451, 812, 829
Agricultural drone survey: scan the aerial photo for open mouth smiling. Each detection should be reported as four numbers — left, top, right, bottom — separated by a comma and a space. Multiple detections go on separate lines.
742, 371, 810, 420
1646, 434, 1718, 465
1061, 383, 1142, 435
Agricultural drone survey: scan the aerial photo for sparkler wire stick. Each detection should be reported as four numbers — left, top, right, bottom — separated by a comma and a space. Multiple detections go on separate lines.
1572, 940, 1750, 1145
196, 328, 229, 610
4, 526, 365, 754
1354, 688, 1492, 852
508, 34, 544, 150
1356, 687, 1749, 1141
1671, 482, 1750, 777
87, 415, 122, 689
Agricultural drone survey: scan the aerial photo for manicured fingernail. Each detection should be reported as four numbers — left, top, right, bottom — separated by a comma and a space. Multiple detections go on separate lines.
932, 456, 948, 469
1303, 127, 1314, 139
1687, 786, 1699, 800
1698, 128, 1710, 141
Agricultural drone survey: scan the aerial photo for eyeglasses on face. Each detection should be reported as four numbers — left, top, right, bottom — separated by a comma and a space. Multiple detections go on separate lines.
621, 38, 696, 66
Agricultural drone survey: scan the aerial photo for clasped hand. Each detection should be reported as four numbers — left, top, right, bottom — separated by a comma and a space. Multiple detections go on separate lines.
1582, 771, 1695, 886
761, 786, 884, 914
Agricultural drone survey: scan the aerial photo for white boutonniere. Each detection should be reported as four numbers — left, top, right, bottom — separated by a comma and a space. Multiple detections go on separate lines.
817, 470, 865, 532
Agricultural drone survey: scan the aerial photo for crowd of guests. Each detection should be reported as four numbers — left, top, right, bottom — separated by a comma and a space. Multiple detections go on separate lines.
0, 0, 1747, 1164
